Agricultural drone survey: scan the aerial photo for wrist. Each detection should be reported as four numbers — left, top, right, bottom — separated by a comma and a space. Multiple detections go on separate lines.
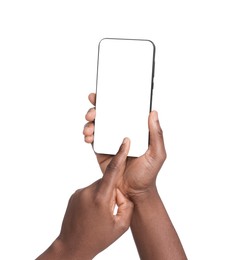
36, 237, 93, 260
36, 238, 65, 260
128, 186, 160, 206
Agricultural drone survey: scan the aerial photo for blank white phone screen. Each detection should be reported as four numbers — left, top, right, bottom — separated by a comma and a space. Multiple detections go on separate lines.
94, 38, 155, 157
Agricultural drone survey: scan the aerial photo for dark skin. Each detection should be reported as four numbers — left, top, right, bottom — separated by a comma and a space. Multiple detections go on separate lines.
36, 139, 134, 260
84, 93, 166, 199
84, 93, 187, 260
37, 92, 187, 260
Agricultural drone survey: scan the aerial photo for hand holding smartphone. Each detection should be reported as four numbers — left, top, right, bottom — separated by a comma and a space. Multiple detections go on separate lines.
93, 38, 155, 157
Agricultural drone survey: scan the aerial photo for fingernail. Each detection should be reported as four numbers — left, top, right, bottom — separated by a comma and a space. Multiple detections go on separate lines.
123, 137, 128, 144
123, 137, 129, 144
153, 110, 158, 121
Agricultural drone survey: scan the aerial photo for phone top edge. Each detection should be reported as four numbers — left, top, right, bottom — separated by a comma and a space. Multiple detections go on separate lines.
98, 37, 156, 49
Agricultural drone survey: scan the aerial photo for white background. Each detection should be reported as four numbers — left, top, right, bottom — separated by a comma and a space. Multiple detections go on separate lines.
0, 1, 241, 259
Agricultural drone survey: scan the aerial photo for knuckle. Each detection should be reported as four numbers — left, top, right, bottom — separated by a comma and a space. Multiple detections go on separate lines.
151, 149, 166, 163
83, 123, 94, 135
68, 188, 82, 204
157, 126, 163, 139
76, 188, 85, 196
94, 192, 106, 207
85, 122, 90, 128
157, 129, 167, 162
88, 107, 95, 113
162, 150, 167, 162
76, 188, 88, 201
127, 200, 134, 210
73, 188, 82, 196
146, 149, 166, 168
83, 123, 89, 134
157, 151, 167, 165
117, 219, 129, 233
84, 135, 93, 143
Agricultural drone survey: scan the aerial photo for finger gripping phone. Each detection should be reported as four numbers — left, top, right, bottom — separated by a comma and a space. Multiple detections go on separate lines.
93, 38, 155, 157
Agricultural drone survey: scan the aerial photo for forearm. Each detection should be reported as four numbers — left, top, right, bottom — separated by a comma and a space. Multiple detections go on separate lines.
36, 239, 65, 260
36, 238, 92, 260
130, 187, 187, 260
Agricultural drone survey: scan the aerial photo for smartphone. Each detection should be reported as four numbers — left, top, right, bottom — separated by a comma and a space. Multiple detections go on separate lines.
93, 38, 155, 157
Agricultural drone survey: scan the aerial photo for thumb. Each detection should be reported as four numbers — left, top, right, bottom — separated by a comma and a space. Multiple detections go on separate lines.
148, 111, 166, 160
98, 138, 130, 198
114, 189, 134, 232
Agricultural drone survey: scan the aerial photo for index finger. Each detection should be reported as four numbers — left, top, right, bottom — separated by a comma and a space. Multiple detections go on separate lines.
97, 138, 130, 198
